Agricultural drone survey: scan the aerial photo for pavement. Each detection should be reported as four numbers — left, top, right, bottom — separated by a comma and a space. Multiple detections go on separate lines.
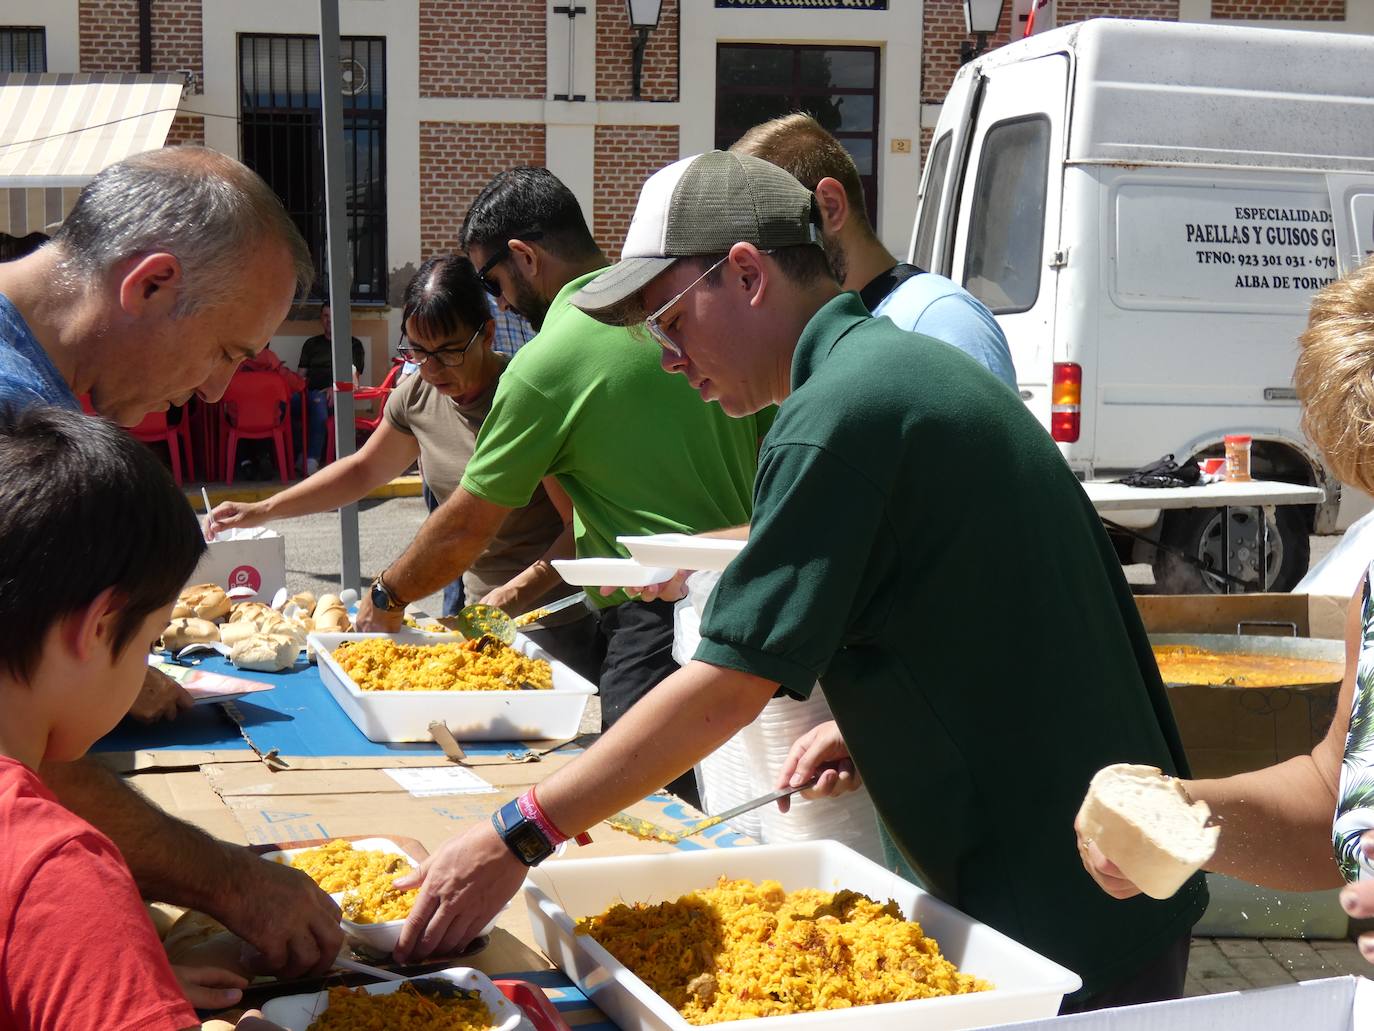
214, 488, 1374, 993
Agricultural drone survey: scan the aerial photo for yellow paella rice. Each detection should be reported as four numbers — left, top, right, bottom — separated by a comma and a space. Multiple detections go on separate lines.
306, 981, 494, 1030
341, 870, 420, 924
576, 877, 990, 1024
333, 638, 553, 692
289, 839, 414, 894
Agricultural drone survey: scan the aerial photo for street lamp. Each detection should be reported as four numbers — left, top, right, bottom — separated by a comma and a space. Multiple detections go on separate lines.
625, 0, 664, 100
961, 0, 1006, 65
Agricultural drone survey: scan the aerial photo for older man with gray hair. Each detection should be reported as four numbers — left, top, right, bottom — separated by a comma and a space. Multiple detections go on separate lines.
0, 146, 313, 422
0, 147, 345, 981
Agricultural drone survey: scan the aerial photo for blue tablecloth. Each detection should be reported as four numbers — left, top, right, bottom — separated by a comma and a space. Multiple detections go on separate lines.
93, 656, 532, 758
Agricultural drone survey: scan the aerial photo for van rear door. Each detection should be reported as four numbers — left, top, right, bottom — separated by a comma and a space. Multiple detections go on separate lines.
950, 54, 1069, 431
1327, 174, 1374, 274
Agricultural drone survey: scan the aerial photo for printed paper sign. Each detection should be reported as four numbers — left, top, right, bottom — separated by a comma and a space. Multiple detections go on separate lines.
383, 766, 496, 797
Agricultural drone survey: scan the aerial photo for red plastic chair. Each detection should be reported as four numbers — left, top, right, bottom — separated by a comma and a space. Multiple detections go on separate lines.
323, 359, 408, 463
130, 410, 195, 485
220, 371, 294, 483
353, 359, 406, 427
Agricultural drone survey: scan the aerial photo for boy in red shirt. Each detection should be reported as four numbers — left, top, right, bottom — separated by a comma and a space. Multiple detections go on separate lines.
0, 407, 279, 1031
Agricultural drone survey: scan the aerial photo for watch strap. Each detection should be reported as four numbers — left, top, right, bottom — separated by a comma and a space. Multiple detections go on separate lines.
370, 574, 402, 612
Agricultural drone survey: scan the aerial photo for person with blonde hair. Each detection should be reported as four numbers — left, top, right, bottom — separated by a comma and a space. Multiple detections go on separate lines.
1076, 254, 1374, 962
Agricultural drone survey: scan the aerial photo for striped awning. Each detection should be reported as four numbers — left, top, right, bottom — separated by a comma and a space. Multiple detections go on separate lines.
0, 73, 183, 189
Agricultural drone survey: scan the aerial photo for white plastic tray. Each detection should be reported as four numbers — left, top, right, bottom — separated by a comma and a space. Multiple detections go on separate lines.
262, 966, 533, 1030
552, 557, 675, 587
616, 533, 746, 572
524, 841, 1081, 1031
310, 631, 597, 742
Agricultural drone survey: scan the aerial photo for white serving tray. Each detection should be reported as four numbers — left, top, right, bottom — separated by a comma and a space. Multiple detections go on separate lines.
616, 533, 746, 573
524, 840, 1081, 1031
262, 966, 533, 1030
551, 557, 675, 587
310, 631, 597, 743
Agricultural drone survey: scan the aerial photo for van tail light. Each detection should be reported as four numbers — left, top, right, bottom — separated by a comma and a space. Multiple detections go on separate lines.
1051, 363, 1081, 443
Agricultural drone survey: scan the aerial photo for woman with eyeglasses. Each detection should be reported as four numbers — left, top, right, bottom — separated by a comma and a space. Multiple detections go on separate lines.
208, 256, 584, 656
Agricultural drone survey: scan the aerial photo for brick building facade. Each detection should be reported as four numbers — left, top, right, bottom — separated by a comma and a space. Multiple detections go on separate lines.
419, 121, 547, 256
593, 124, 679, 260
4, 0, 1365, 340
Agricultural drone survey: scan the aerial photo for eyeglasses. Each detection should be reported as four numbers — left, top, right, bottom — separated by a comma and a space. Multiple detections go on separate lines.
644, 257, 728, 358
397, 322, 486, 368
475, 229, 544, 298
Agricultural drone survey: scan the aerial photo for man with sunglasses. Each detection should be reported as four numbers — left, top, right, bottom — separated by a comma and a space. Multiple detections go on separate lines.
387, 153, 1204, 1014
354, 168, 770, 808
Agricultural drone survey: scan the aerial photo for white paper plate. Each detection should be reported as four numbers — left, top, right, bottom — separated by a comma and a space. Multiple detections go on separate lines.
617, 533, 747, 573
551, 558, 676, 587
261, 966, 533, 1030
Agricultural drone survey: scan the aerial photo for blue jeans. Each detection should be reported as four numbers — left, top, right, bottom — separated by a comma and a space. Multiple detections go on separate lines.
290, 389, 331, 463
422, 483, 466, 616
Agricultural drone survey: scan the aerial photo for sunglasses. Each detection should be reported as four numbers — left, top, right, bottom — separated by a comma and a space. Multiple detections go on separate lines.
476, 230, 544, 298
397, 321, 486, 368
644, 257, 729, 358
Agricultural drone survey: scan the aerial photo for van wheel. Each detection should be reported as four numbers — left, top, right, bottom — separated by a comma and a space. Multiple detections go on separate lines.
1152, 506, 1310, 594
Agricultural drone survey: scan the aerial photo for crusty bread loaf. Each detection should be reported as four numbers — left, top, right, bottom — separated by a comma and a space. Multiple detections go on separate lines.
161, 617, 220, 651
1077, 763, 1218, 900
180, 583, 230, 622
229, 631, 301, 672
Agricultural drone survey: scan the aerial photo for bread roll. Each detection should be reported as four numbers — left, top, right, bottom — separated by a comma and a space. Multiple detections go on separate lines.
219, 620, 259, 647
228, 601, 275, 626
315, 594, 342, 613
180, 583, 230, 622
1077, 763, 1219, 900
313, 607, 351, 633
171, 601, 193, 620
161, 617, 221, 652
290, 591, 318, 612
229, 632, 301, 672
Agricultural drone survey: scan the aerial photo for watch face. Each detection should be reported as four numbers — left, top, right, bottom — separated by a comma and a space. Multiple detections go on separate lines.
510, 822, 552, 864
370, 581, 393, 612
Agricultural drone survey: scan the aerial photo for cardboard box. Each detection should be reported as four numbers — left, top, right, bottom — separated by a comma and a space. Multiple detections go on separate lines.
188, 527, 285, 603
984, 975, 1372, 1030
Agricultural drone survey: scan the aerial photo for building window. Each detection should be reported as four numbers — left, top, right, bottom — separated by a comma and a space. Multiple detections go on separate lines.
0, 27, 47, 72
238, 34, 387, 302
715, 44, 881, 227
963, 115, 1050, 314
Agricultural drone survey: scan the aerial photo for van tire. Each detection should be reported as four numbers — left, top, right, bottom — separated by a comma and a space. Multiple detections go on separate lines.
1152, 506, 1309, 594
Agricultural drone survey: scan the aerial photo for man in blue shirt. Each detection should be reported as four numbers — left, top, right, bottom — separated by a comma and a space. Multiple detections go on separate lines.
0, 148, 312, 426
0, 146, 348, 981
731, 113, 1016, 390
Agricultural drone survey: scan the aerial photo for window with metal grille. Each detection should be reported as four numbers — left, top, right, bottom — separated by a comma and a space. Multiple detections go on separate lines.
239, 34, 386, 302
0, 27, 47, 72
715, 44, 881, 227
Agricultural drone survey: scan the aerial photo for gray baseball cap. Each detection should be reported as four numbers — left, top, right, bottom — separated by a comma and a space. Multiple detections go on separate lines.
572, 150, 819, 318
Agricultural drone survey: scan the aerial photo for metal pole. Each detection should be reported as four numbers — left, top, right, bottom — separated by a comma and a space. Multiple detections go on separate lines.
317, 0, 361, 593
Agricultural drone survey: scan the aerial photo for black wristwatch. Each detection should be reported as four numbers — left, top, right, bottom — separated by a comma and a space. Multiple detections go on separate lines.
369, 574, 404, 613
491, 799, 556, 866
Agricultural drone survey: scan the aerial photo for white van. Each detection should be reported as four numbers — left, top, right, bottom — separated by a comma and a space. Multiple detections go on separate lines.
911, 18, 1374, 592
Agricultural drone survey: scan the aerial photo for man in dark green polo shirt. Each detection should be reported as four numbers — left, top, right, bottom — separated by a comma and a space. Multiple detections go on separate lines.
390, 152, 1203, 1013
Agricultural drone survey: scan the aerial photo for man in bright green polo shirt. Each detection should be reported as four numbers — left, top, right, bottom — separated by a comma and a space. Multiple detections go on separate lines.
389, 152, 1203, 1012
354, 168, 766, 805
